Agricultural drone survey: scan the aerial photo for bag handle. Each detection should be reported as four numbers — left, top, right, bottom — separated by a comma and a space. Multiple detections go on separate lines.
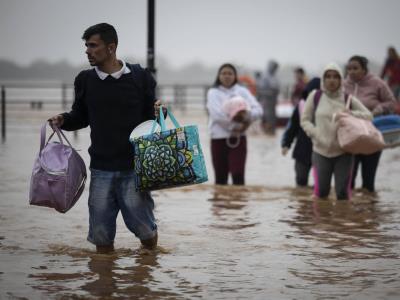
345, 94, 353, 110
40, 122, 73, 153
332, 95, 354, 123
155, 106, 181, 132
55, 126, 73, 148
40, 122, 63, 152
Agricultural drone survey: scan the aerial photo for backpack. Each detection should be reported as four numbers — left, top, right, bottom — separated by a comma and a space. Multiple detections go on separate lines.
129, 63, 151, 91
29, 123, 87, 213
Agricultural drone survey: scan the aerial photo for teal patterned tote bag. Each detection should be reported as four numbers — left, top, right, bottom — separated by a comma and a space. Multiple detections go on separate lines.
130, 107, 208, 191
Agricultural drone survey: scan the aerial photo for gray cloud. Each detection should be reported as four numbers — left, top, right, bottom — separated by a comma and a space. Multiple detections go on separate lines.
1, 0, 399, 74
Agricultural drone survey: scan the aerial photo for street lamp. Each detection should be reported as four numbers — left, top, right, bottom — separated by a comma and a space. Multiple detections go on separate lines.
147, 0, 156, 77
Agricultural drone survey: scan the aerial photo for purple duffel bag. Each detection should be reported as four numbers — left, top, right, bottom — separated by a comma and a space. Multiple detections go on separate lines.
29, 122, 87, 213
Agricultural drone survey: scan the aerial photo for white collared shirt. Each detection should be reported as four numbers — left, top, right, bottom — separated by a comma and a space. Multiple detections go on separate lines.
94, 60, 131, 80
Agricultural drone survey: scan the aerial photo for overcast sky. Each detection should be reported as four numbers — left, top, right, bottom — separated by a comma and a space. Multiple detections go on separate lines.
1, 0, 399, 73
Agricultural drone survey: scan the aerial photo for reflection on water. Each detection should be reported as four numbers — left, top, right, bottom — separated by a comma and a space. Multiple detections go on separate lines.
1, 124, 400, 299
282, 189, 400, 298
27, 246, 181, 299
2, 182, 400, 299
208, 186, 260, 230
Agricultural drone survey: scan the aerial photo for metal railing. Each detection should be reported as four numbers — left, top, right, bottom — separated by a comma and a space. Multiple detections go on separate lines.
1, 86, 5, 140
0, 82, 211, 141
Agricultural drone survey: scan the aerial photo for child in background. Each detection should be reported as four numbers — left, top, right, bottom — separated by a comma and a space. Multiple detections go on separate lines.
281, 77, 320, 187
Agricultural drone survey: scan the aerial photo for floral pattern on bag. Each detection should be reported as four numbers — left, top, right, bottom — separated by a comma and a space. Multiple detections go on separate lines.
133, 128, 196, 191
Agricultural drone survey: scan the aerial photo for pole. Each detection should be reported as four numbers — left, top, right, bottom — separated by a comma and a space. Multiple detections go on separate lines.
61, 83, 67, 109
147, 0, 156, 77
1, 86, 6, 141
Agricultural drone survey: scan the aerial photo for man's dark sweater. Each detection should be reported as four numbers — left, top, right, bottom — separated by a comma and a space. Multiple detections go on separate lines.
61, 64, 156, 171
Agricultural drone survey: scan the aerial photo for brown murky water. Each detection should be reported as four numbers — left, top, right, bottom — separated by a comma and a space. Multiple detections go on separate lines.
1, 111, 400, 299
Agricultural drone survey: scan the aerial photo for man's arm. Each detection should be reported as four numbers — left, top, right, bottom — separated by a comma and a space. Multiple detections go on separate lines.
281, 105, 300, 149
142, 68, 159, 120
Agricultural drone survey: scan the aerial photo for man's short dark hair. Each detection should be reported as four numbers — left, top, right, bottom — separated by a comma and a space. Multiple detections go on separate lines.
82, 23, 118, 45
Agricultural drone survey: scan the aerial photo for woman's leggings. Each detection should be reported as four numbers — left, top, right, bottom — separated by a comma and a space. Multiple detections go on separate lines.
211, 136, 247, 185
350, 151, 382, 192
312, 152, 354, 200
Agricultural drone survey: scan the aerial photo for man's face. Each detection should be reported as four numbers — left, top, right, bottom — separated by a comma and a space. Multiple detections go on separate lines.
85, 34, 112, 66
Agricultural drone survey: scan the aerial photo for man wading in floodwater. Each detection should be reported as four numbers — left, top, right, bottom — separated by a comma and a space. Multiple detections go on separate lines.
49, 23, 162, 253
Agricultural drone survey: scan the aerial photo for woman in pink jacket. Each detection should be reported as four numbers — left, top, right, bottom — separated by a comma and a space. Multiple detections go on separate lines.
344, 55, 397, 193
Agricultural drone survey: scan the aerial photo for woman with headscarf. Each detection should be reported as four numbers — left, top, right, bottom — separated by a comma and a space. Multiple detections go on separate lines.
301, 63, 372, 200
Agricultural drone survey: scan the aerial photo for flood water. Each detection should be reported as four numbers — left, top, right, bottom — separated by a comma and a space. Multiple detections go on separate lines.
1, 110, 400, 299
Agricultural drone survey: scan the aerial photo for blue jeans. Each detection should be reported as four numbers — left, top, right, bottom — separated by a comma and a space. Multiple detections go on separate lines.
87, 168, 157, 246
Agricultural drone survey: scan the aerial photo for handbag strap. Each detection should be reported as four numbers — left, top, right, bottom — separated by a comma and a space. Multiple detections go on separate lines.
40, 122, 63, 152
312, 89, 323, 124
55, 126, 73, 148
157, 106, 181, 132
150, 118, 159, 134
40, 122, 73, 154
345, 94, 352, 110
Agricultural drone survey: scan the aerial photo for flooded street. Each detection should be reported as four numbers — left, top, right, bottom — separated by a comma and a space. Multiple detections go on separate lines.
1, 111, 400, 299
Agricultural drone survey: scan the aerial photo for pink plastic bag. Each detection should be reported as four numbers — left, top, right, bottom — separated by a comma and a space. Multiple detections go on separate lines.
336, 96, 385, 155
